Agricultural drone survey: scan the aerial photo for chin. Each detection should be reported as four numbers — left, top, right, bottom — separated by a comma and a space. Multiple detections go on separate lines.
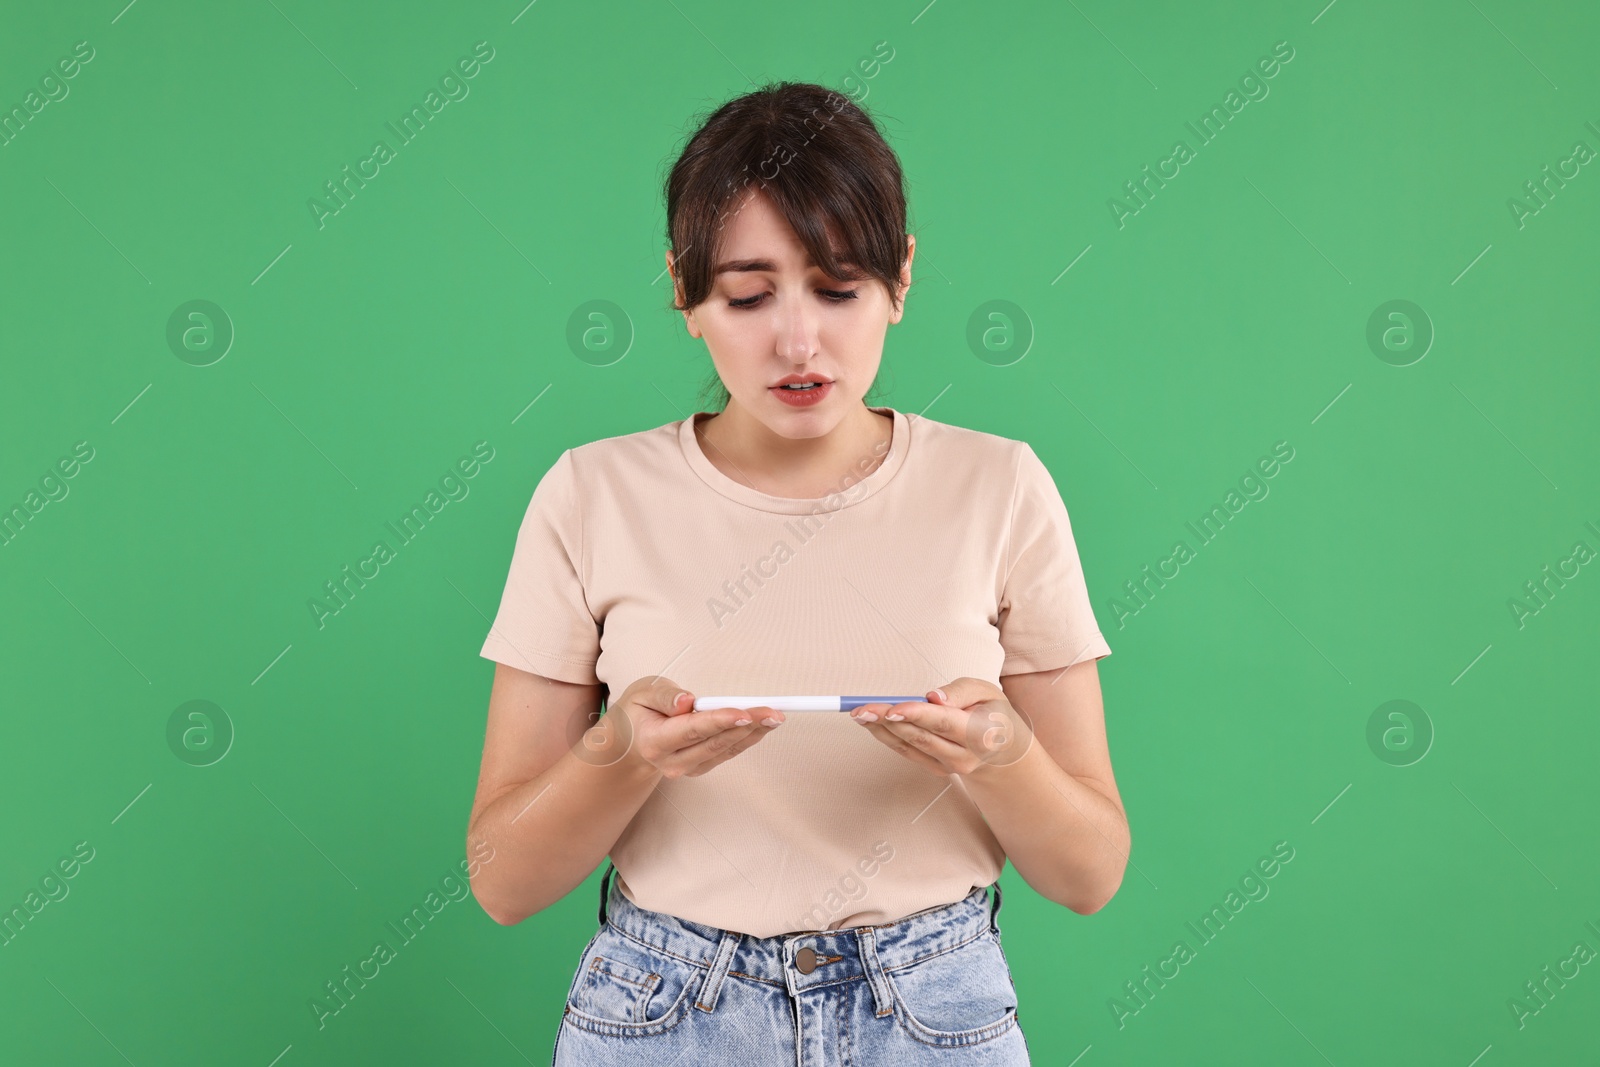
765, 415, 836, 438
752, 394, 842, 433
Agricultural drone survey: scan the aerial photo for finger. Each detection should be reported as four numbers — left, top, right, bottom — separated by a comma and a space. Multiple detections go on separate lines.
679, 723, 777, 777
659, 704, 757, 751
856, 700, 962, 743
855, 720, 949, 777
668, 716, 779, 777
695, 702, 787, 726
878, 718, 975, 768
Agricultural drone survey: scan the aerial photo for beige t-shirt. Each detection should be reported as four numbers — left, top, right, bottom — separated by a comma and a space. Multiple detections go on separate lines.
479, 405, 1111, 938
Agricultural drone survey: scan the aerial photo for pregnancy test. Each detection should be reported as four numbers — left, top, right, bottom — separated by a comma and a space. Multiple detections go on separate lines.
691, 696, 927, 712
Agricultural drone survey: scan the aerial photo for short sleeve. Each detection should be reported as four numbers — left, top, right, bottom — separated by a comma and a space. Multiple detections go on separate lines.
996, 443, 1112, 676
479, 449, 602, 685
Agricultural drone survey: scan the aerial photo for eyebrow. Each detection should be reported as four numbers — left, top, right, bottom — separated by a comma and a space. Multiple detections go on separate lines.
713, 255, 859, 276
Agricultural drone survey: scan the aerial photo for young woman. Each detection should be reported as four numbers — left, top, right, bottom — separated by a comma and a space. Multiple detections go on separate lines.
467, 81, 1129, 1065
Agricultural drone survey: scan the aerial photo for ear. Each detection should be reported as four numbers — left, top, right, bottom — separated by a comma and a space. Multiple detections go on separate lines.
888, 234, 915, 326
667, 250, 702, 339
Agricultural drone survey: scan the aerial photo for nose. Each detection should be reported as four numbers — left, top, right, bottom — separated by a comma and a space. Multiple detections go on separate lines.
775, 291, 819, 364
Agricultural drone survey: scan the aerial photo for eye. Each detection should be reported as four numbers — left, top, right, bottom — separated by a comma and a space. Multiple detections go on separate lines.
727, 288, 861, 310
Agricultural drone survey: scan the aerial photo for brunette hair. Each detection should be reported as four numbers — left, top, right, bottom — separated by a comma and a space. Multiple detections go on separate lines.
663, 81, 911, 411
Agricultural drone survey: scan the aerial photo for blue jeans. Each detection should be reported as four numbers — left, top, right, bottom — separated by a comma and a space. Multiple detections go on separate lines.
553, 862, 1031, 1065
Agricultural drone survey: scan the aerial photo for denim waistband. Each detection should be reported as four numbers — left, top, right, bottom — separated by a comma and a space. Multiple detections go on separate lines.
592, 862, 1004, 1005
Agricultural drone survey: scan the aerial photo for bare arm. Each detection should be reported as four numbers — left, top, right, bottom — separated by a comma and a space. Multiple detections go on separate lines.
465, 663, 788, 926
966, 659, 1130, 915
466, 663, 659, 926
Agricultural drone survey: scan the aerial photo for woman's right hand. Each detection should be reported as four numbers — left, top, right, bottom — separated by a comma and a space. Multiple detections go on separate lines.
606, 677, 786, 779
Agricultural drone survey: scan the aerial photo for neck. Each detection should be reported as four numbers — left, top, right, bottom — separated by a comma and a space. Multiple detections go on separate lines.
696, 401, 893, 498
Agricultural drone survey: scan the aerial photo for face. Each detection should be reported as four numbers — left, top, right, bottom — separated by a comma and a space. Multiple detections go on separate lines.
669, 188, 913, 438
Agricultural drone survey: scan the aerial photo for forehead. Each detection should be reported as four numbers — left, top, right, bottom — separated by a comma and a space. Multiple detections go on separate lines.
712, 189, 849, 275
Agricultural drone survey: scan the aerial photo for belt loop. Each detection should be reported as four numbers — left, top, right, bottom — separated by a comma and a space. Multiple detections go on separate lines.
855, 927, 895, 1018
693, 931, 742, 1013
988, 879, 1003, 936
596, 861, 615, 928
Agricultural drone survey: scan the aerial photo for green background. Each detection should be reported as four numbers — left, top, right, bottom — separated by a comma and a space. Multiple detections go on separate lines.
2, 0, 1596, 1063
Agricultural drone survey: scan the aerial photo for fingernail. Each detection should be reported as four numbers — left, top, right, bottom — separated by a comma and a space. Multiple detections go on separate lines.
734, 717, 752, 726
930, 689, 946, 703
762, 717, 781, 726
857, 711, 878, 722
886, 713, 904, 721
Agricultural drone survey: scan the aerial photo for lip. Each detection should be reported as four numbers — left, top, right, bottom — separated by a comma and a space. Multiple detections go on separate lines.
770, 379, 833, 407
772, 373, 833, 387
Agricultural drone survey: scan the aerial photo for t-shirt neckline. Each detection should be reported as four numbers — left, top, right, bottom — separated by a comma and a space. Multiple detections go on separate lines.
678, 406, 912, 515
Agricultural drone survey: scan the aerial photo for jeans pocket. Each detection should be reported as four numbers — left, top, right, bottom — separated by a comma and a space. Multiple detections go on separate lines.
885, 930, 1019, 1048
563, 927, 699, 1037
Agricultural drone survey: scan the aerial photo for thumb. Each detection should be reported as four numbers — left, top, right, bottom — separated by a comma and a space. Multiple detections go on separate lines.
926, 677, 1002, 710
644, 678, 694, 716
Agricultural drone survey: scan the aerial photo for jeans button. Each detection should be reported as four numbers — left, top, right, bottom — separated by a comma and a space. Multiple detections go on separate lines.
795, 946, 818, 974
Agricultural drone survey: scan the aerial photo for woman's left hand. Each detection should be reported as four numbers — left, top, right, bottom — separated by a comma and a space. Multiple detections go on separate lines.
849, 677, 1033, 778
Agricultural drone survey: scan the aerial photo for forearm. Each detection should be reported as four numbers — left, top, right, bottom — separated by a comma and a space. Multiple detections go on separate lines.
962, 740, 1130, 914
468, 740, 661, 925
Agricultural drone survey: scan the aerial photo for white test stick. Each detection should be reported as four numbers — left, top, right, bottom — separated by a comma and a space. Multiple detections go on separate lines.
691, 695, 926, 712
